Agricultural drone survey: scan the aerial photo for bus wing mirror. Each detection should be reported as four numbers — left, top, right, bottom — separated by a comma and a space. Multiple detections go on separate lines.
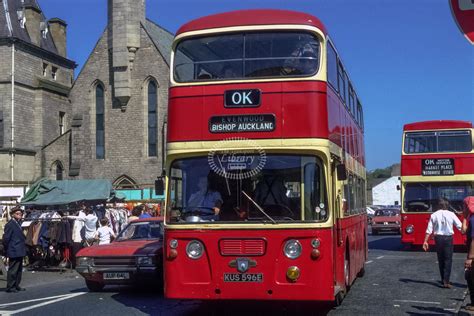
155, 177, 164, 196
336, 164, 347, 181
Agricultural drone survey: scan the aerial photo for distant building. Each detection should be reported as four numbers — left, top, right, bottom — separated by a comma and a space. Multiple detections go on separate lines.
0, 0, 76, 202
367, 163, 400, 206
372, 176, 400, 206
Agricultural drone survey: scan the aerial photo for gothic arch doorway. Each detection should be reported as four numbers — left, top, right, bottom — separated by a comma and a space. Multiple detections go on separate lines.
113, 175, 139, 189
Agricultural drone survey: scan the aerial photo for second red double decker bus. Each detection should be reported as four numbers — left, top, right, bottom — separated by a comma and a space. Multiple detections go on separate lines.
162, 9, 367, 303
401, 120, 474, 247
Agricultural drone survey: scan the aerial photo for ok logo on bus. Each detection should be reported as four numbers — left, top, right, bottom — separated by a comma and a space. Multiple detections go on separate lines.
225, 89, 261, 107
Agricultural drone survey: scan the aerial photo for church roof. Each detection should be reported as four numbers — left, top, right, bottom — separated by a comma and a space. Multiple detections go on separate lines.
0, 0, 58, 54
143, 19, 174, 66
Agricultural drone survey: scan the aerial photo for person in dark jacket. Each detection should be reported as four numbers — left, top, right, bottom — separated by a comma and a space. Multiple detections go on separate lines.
2, 206, 27, 293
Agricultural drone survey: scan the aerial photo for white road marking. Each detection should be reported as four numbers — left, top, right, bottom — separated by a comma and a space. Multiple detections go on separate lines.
0, 293, 74, 307
393, 299, 441, 305
0, 292, 86, 315
376, 256, 384, 259
365, 260, 373, 264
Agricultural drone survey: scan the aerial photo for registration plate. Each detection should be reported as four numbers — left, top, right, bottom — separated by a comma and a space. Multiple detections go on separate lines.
223, 273, 263, 282
103, 272, 129, 280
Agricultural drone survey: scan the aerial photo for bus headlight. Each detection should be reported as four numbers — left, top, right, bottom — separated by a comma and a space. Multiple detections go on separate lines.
406, 225, 414, 234
284, 240, 302, 259
186, 240, 204, 259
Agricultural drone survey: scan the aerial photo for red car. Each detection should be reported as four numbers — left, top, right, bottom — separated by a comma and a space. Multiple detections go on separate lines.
371, 209, 401, 235
75, 217, 164, 291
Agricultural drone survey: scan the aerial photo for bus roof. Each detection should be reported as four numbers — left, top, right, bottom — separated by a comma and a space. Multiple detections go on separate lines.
176, 9, 327, 36
403, 120, 473, 131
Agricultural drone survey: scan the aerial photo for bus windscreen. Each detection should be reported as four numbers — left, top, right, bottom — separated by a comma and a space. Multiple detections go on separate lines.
403, 182, 473, 213
167, 155, 328, 224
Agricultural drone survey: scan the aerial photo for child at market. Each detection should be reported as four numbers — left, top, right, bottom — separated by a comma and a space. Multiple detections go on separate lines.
95, 218, 115, 245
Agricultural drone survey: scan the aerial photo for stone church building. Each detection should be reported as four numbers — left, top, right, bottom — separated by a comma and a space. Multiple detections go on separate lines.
0, 0, 173, 201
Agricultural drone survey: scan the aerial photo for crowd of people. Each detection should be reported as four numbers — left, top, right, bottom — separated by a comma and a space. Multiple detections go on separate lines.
1, 201, 162, 293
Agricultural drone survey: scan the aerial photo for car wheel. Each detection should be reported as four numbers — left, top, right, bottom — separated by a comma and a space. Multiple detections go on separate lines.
85, 280, 104, 292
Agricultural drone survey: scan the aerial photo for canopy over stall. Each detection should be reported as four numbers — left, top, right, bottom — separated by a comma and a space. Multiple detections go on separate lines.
21, 179, 124, 206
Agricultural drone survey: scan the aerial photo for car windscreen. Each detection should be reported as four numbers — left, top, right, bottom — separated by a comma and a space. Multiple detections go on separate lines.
374, 209, 399, 217
116, 221, 163, 241
174, 32, 320, 82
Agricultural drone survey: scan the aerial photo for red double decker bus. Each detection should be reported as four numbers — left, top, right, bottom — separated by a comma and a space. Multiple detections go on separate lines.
401, 120, 473, 247
163, 9, 367, 303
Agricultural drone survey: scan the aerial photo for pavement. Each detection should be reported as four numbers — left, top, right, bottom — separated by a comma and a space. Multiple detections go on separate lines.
0, 266, 80, 290
459, 291, 474, 315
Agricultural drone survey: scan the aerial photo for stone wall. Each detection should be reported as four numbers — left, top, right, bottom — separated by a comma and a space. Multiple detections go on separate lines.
42, 130, 71, 179
70, 26, 169, 187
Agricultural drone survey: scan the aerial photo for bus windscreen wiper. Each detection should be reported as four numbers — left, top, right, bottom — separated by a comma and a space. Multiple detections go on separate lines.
241, 191, 276, 224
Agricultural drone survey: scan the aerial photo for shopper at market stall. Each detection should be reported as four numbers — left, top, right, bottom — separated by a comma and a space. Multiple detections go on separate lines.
66, 207, 98, 246
65, 205, 87, 267
128, 207, 141, 223
2, 206, 27, 293
95, 218, 116, 245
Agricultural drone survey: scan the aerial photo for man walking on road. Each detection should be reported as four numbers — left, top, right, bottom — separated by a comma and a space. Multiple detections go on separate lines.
2, 206, 27, 293
423, 198, 462, 288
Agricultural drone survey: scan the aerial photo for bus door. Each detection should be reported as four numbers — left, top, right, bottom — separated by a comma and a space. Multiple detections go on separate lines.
332, 160, 345, 294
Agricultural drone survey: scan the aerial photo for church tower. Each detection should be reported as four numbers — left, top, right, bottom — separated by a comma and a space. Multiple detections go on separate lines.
108, 0, 145, 109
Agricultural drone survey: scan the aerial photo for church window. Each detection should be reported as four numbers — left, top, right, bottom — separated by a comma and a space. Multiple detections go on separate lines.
148, 81, 158, 157
59, 111, 65, 135
0, 111, 3, 148
55, 161, 64, 180
52, 66, 58, 80
96, 84, 105, 159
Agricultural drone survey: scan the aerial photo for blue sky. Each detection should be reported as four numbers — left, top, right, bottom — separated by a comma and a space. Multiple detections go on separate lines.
40, 0, 474, 171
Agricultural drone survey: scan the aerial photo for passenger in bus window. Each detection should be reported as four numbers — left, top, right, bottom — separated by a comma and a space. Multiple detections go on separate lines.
281, 43, 317, 76
220, 65, 237, 79
196, 68, 212, 80
299, 51, 318, 75
187, 176, 223, 220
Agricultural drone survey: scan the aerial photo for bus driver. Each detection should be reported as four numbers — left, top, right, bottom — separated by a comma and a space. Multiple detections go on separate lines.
187, 176, 223, 221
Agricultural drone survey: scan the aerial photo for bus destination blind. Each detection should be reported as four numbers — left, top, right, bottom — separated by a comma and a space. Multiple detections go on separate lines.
421, 158, 455, 176
209, 114, 275, 133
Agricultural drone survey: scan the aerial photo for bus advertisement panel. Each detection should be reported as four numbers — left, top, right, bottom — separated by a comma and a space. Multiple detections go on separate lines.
400, 120, 474, 247
163, 10, 367, 303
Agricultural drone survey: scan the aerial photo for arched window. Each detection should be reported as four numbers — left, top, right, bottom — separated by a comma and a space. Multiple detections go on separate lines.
96, 84, 105, 159
56, 163, 63, 180
52, 160, 64, 180
148, 81, 157, 157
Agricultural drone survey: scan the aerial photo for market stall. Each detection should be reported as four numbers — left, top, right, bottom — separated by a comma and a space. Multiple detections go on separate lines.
19, 179, 127, 270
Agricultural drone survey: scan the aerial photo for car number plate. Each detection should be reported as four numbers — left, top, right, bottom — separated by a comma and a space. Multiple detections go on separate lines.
103, 272, 130, 280
223, 273, 263, 282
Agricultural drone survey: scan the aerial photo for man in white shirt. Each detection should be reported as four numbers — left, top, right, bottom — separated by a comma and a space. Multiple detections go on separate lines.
423, 198, 463, 288
68, 207, 98, 246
